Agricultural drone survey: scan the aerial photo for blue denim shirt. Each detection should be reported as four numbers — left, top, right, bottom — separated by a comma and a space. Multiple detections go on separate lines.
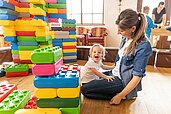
115, 37, 152, 99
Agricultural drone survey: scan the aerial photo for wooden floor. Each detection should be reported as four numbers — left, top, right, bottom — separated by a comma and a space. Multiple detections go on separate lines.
0, 60, 171, 114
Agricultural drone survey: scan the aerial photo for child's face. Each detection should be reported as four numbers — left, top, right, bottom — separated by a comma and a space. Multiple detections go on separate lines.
91, 46, 103, 62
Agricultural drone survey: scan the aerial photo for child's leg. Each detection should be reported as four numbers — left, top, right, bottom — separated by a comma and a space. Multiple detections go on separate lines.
81, 76, 124, 100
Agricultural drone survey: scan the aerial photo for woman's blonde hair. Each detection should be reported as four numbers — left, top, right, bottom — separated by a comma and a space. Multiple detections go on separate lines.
115, 9, 146, 56
89, 44, 106, 60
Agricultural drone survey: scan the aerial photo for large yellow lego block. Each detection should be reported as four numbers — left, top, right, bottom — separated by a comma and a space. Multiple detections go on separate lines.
29, 0, 46, 5
57, 86, 80, 98
63, 49, 77, 53
15, 6, 20, 12
15, 26, 35, 31
47, 8, 58, 13
15, 20, 32, 26
17, 8, 29, 12
35, 31, 51, 36
69, 35, 76, 38
36, 26, 49, 31
3, 26, 15, 31
15, 108, 62, 114
39, 44, 52, 48
19, 51, 33, 60
62, 42, 77, 46
34, 88, 57, 98
50, 31, 55, 39
28, 64, 33, 68
30, 19, 47, 26
3, 30, 16, 36
0, 20, 14, 26
29, 7, 46, 16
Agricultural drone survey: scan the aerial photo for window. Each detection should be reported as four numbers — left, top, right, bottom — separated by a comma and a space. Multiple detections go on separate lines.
67, 0, 104, 25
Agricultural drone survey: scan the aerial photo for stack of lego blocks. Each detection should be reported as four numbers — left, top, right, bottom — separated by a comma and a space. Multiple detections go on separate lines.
0, 0, 39, 72
15, 46, 81, 114
52, 19, 77, 63
46, 0, 67, 23
34, 64, 80, 114
29, 0, 53, 48
61, 19, 77, 63
0, 84, 31, 114
5, 64, 29, 77
0, 0, 19, 63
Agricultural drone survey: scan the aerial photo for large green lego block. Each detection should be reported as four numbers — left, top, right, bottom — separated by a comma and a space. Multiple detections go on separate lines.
0, 90, 31, 114
36, 97, 80, 108
5, 64, 29, 73
31, 46, 63, 64
60, 105, 80, 114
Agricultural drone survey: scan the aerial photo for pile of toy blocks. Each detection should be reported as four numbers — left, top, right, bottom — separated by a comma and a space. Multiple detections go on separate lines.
0, 84, 31, 114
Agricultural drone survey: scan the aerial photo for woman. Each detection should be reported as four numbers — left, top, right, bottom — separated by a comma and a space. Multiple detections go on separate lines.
81, 9, 152, 105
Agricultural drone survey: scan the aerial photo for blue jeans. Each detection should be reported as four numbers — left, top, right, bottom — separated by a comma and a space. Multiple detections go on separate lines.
81, 71, 124, 100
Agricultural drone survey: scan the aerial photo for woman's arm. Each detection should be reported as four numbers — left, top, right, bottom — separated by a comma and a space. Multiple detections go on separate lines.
101, 63, 115, 70
110, 76, 142, 104
89, 68, 114, 82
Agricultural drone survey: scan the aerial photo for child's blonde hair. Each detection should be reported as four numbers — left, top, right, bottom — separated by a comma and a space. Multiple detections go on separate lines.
89, 44, 106, 60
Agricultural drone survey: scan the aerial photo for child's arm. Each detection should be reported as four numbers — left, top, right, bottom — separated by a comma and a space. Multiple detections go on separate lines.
89, 68, 114, 82
101, 63, 115, 70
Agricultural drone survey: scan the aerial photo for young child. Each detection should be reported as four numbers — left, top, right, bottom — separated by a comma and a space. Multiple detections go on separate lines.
81, 44, 115, 84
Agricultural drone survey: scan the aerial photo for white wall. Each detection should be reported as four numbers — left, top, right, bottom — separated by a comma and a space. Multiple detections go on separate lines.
104, 0, 137, 47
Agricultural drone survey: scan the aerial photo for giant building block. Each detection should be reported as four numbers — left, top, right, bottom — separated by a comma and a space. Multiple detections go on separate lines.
34, 88, 57, 98
0, 1, 15, 10
36, 97, 80, 108
32, 58, 63, 76
19, 50, 33, 60
0, 84, 17, 102
57, 86, 80, 98
31, 46, 63, 64
0, 90, 31, 114
34, 70, 79, 88
60, 106, 80, 114
46, 0, 57, 4
15, 108, 62, 114
5, 64, 29, 73
34, 86, 80, 98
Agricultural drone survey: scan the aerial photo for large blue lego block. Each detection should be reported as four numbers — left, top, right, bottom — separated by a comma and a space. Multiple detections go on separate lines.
4, 36, 17, 42
34, 70, 79, 88
34, 16, 48, 22
0, 8, 18, 16
64, 59, 77, 63
0, 1, 14, 10
49, 14, 67, 19
69, 31, 76, 35
62, 19, 76, 24
0, 14, 18, 20
17, 41, 39, 46
62, 38, 76, 42
63, 52, 77, 56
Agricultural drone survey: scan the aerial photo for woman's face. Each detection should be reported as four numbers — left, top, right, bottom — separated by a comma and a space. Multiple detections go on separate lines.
117, 27, 132, 39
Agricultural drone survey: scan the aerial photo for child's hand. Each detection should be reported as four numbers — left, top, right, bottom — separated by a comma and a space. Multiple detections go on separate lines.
105, 76, 115, 82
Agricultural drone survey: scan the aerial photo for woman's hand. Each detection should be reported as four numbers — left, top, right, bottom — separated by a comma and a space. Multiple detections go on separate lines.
109, 94, 123, 105
105, 76, 115, 82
